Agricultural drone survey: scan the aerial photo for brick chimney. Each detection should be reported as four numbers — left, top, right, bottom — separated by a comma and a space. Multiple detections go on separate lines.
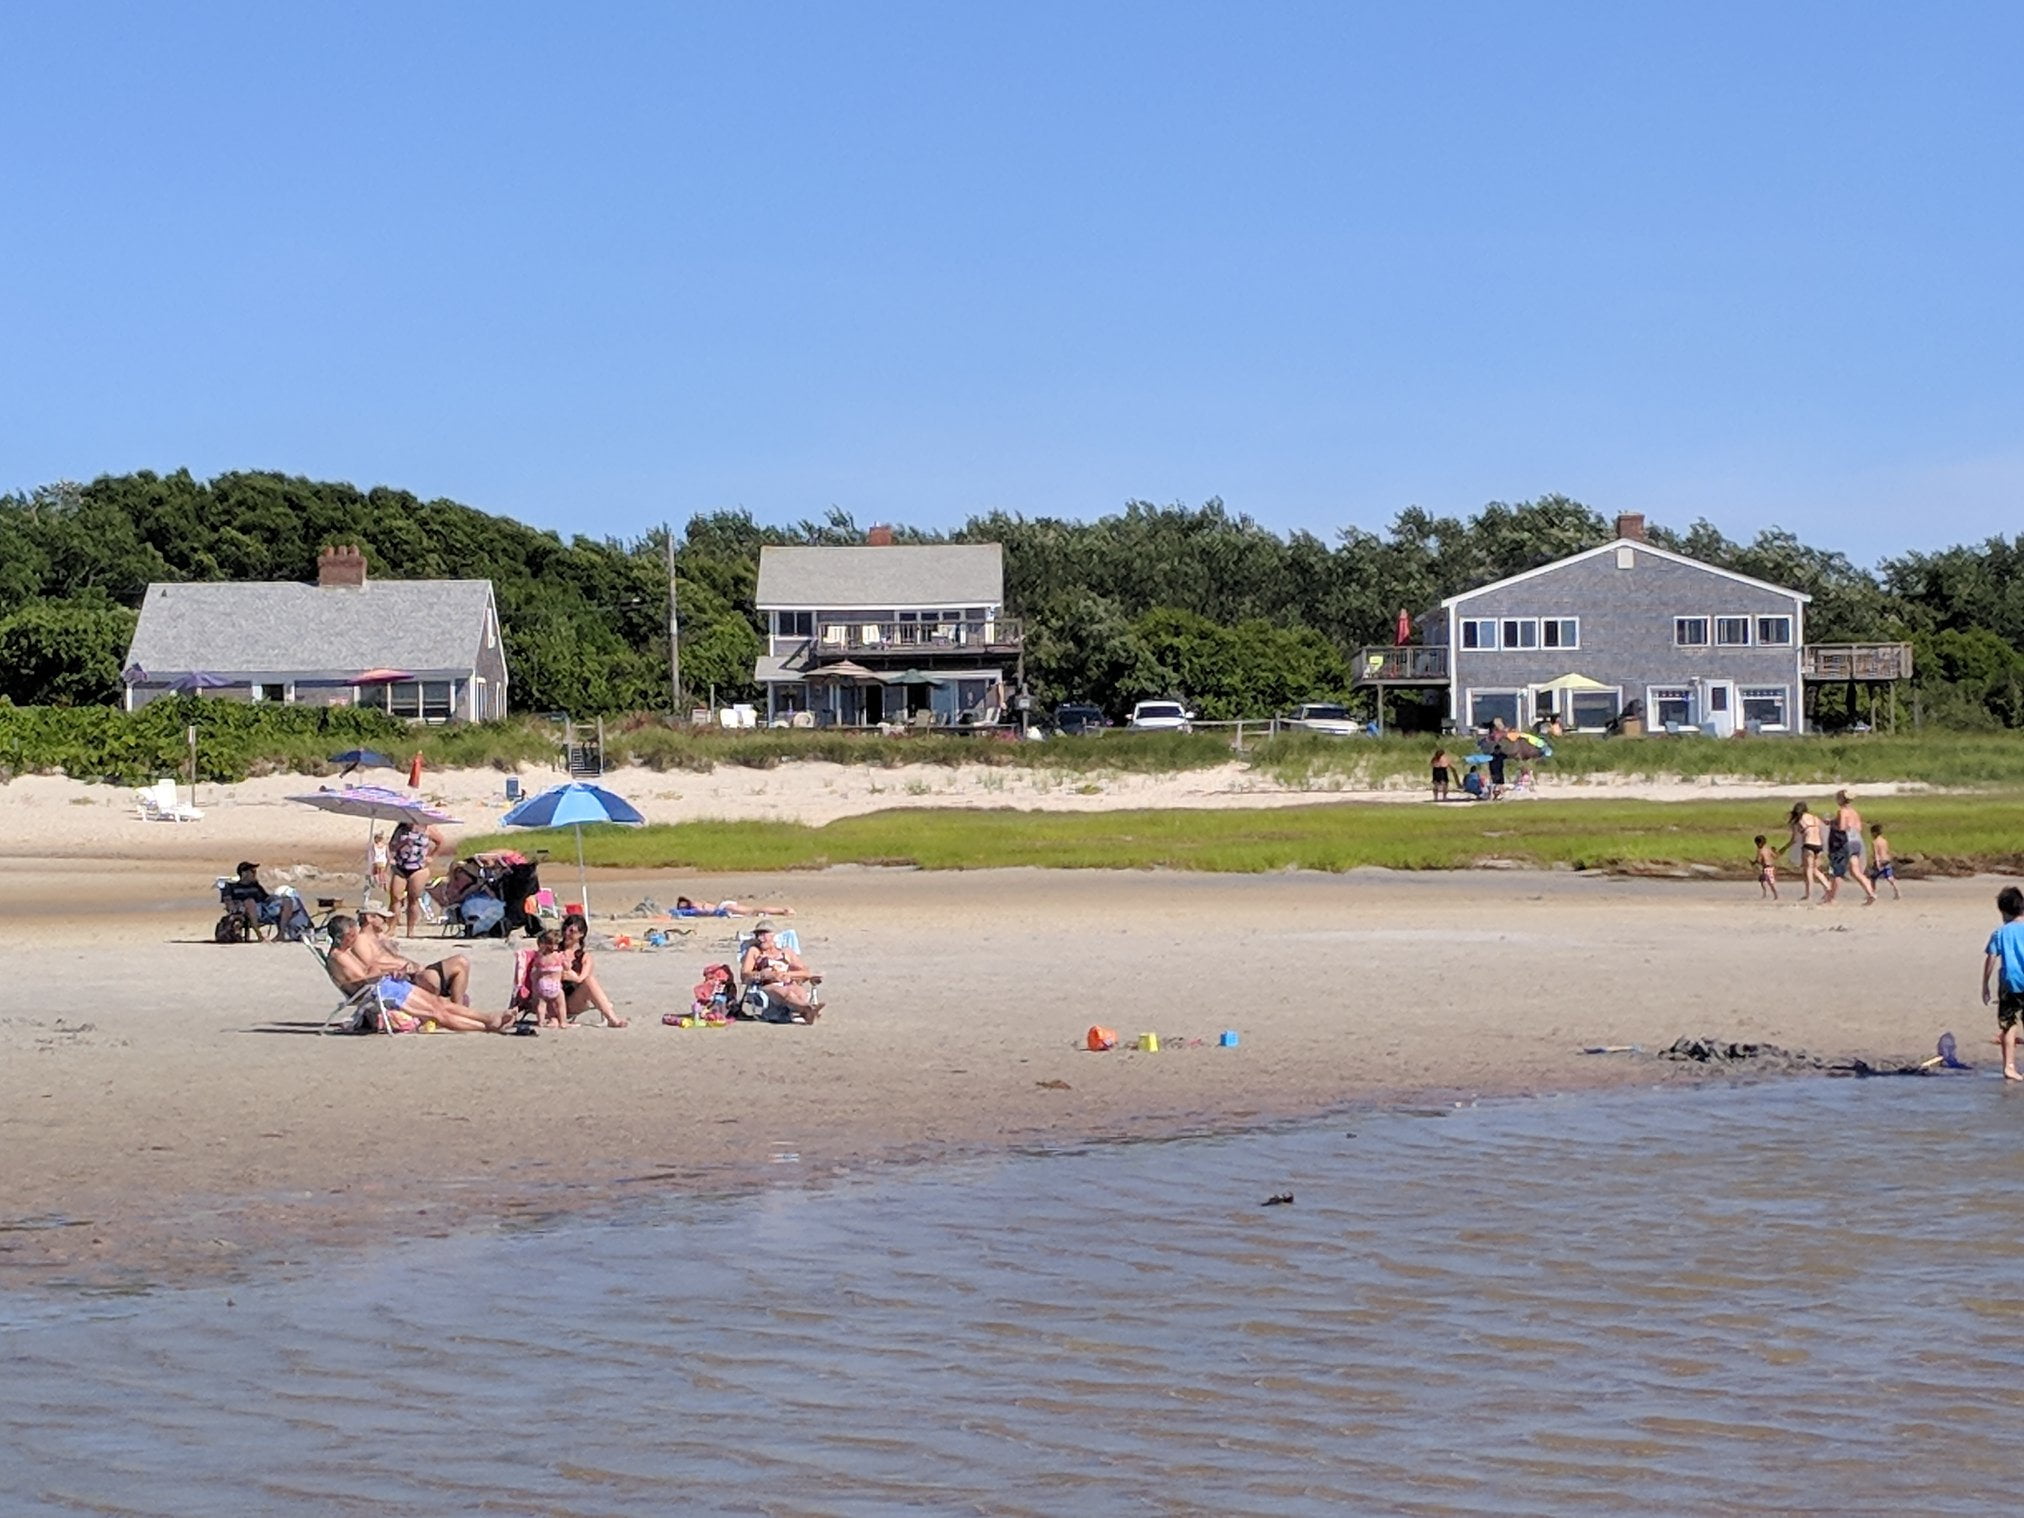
317, 544, 368, 588
1614, 512, 1646, 543
865, 523, 894, 547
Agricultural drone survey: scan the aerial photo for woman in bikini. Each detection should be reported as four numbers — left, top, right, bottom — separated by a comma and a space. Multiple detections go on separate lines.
556, 913, 628, 1027
1787, 802, 1828, 902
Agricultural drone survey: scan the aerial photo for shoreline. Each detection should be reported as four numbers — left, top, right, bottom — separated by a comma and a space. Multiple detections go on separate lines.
3, 862, 1975, 1293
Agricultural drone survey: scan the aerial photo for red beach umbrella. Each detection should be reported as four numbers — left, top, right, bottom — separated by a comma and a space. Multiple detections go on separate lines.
1394, 607, 1412, 646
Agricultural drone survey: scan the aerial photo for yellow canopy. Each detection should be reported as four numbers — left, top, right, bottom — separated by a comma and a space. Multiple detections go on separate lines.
1533, 672, 1611, 693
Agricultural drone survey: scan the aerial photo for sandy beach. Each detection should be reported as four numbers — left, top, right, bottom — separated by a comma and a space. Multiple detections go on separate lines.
1, 765, 1993, 1287
0, 760, 1938, 862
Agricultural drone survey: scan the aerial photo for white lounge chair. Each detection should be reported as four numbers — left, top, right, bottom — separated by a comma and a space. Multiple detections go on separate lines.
135, 778, 203, 823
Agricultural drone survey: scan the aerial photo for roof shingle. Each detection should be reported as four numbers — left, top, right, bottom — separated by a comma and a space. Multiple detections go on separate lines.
126, 580, 497, 678
754, 545, 1003, 610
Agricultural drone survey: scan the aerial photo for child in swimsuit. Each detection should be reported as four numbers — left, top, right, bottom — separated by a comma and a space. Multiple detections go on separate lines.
1754, 835, 1778, 900
532, 929, 570, 1028
1870, 823, 1901, 900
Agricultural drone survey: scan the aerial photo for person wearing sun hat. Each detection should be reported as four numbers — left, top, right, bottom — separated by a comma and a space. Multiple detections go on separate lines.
355, 899, 474, 1006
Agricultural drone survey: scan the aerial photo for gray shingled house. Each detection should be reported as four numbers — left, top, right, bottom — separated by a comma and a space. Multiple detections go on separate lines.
752, 529, 1020, 725
1355, 514, 1912, 736
123, 545, 508, 723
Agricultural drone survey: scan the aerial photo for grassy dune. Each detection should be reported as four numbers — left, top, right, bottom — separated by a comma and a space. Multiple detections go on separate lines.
471, 794, 2024, 877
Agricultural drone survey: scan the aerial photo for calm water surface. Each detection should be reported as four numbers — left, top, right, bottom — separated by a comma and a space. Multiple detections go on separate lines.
7, 1077, 2024, 1515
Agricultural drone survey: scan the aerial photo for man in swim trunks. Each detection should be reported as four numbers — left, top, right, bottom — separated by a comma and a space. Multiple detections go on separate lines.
356, 904, 473, 1005
326, 916, 508, 1032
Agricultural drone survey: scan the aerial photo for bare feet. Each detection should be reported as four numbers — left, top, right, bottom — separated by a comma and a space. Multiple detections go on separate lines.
2005, 1068, 2023, 1082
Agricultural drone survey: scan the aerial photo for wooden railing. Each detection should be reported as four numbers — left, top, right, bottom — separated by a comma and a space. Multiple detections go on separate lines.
1801, 643, 1914, 681
1352, 645, 1450, 684
807, 617, 1023, 656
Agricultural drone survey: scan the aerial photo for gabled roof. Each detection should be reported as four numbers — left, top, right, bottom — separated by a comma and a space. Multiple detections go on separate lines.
1440, 539, 1812, 609
126, 580, 497, 678
755, 544, 1003, 610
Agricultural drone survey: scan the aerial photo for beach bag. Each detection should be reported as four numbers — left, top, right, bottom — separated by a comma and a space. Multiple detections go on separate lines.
214, 912, 248, 944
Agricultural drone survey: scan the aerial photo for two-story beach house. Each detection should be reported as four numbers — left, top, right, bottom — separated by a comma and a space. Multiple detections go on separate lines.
124, 545, 509, 723
751, 530, 1022, 726
1353, 514, 1912, 735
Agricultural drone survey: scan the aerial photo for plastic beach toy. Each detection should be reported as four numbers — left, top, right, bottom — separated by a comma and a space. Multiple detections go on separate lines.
1138, 1033, 1160, 1052
1219, 1030, 1240, 1048
1086, 1026, 1118, 1051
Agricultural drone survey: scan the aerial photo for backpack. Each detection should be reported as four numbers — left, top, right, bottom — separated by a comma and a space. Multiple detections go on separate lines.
214, 912, 249, 945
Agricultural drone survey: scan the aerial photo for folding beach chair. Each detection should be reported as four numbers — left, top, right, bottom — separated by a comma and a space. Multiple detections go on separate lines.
305, 939, 400, 1034
734, 928, 822, 1022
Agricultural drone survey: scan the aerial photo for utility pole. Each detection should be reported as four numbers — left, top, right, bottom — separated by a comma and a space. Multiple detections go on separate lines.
664, 521, 683, 716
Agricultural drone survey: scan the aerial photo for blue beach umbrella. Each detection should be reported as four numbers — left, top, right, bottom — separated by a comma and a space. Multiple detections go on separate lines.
499, 782, 646, 916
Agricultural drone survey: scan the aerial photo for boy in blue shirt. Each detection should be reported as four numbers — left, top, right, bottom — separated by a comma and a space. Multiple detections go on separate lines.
1984, 886, 2024, 1082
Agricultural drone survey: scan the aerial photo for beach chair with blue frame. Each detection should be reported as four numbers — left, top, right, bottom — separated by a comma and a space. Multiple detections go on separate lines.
734, 927, 822, 1022
305, 939, 398, 1034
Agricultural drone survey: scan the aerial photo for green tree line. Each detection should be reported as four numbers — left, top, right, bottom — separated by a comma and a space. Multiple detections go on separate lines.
2, 471, 2020, 727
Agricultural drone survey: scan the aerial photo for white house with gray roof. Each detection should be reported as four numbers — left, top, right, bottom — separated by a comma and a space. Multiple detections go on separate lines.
124, 545, 508, 723
752, 530, 1020, 726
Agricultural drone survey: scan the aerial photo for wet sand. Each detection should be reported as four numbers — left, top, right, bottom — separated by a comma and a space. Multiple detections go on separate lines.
1, 854, 1987, 1288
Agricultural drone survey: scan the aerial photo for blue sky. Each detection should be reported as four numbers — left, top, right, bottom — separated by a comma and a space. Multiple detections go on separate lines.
2, 1, 2017, 562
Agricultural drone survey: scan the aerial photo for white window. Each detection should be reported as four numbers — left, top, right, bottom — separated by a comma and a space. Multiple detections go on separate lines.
1741, 686, 1789, 729
1541, 618, 1578, 649
1460, 618, 1498, 650
1500, 618, 1540, 650
1674, 617, 1710, 647
387, 681, 422, 718
1756, 615, 1793, 646
1468, 690, 1523, 729
1651, 686, 1692, 728
1716, 617, 1752, 646
423, 682, 455, 723
1568, 689, 1619, 730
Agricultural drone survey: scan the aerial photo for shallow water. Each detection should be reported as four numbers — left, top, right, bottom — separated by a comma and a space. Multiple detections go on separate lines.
7, 1076, 2024, 1515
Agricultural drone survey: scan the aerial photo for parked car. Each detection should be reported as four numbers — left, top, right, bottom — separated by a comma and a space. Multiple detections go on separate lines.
1283, 702, 1366, 737
1052, 703, 1109, 736
1127, 700, 1194, 733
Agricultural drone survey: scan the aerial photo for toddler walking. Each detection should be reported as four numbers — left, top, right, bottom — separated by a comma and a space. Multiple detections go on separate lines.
1870, 823, 1901, 900
1753, 835, 1779, 900
532, 929, 572, 1029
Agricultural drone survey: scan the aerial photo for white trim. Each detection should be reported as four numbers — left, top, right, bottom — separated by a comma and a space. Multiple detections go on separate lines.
1556, 684, 1623, 732
1715, 615, 1753, 647
1646, 684, 1694, 731
1459, 617, 1499, 650
1541, 616, 1579, 650
1739, 683, 1793, 733
1465, 687, 1528, 729
1442, 538, 1814, 609
1674, 614, 1711, 648
1754, 614, 1794, 646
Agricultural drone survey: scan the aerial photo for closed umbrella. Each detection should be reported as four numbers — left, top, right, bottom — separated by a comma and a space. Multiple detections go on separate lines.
289, 784, 462, 895
1394, 607, 1412, 646
328, 747, 398, 776
499, 782, 646, 917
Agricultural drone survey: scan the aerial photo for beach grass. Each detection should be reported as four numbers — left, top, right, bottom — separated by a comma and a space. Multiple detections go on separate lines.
468, 793, 2024, 878
1246, 731, 2024, 791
